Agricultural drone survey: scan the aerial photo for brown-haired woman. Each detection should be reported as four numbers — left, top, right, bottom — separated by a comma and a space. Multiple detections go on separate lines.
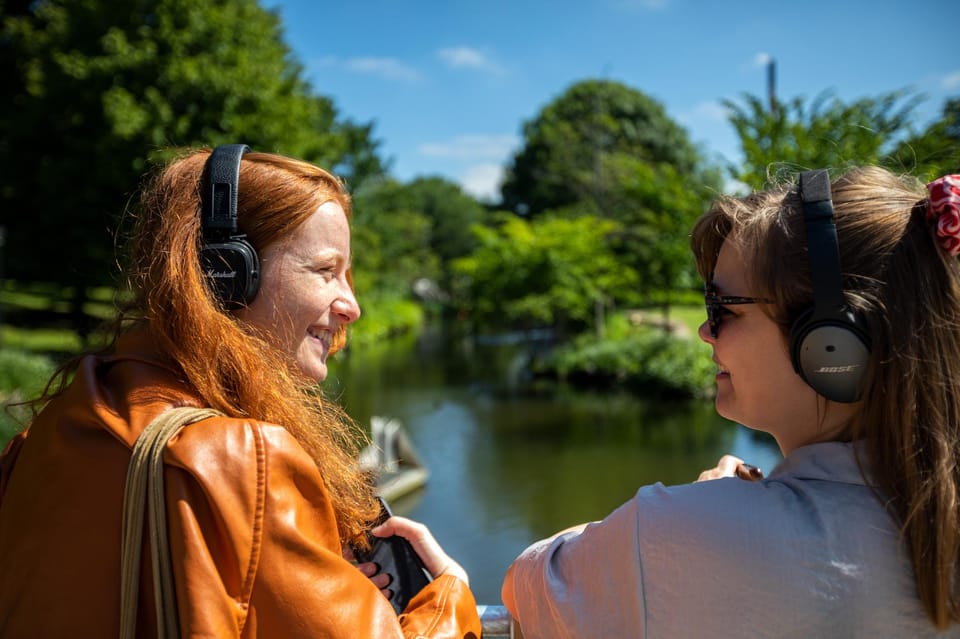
503, 167, 960, 637
0, 147, 481, 637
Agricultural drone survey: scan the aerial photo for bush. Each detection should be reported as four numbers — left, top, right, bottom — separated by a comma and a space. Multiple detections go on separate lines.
0, 349, 56, 445
538, 328, 715, 399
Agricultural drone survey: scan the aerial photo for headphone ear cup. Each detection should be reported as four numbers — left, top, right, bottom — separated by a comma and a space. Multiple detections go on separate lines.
789, 309, 870, 403
200, 239, 261, 308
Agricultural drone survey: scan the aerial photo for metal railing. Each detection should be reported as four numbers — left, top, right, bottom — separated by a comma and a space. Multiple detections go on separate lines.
478, 605, 523, 638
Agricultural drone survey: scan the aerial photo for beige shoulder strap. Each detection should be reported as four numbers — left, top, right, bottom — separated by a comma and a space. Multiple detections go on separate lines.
119, 406, 224, 639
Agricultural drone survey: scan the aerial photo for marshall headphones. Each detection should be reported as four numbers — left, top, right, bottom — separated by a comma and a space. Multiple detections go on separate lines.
200, 143, 260, 308
787, 169, 871, 403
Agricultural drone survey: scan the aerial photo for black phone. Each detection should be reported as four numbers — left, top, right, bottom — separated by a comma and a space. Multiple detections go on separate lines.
353, 496, 433, 614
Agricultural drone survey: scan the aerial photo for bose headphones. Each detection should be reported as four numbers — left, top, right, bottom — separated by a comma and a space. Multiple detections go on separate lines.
200, 144, 261, 308
788, 169, 871, 403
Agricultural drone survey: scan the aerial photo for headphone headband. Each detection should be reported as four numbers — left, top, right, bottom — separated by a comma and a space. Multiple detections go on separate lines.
799, 170, 846, 314
790, 169, 871, 403
202, 144, 250, 238
199, 144, 260, 307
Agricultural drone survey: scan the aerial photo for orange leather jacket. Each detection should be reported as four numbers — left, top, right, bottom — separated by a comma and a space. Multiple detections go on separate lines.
0, 331, 480, 638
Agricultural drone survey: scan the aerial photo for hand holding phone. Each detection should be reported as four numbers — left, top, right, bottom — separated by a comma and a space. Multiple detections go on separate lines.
353, 497, 433, 614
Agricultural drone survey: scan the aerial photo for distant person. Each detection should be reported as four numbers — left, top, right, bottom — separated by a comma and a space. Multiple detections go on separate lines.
0, 145, 481, 638
502, 167, 960, 637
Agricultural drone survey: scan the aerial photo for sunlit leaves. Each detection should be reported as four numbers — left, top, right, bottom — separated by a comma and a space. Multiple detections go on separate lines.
452, 214, 638, 333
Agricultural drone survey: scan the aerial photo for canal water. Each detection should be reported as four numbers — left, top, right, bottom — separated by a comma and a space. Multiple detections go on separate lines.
328, 327, 782, 606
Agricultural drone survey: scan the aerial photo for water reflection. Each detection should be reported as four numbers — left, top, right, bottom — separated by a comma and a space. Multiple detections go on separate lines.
329, 328, 782, 605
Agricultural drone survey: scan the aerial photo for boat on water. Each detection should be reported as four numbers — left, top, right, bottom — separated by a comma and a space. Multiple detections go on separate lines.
359, 416, 429, 502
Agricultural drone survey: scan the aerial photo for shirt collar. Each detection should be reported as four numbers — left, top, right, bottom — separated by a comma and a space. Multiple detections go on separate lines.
768, 441, 872, 486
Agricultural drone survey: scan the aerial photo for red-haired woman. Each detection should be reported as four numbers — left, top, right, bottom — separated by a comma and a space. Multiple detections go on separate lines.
0, 146, 480, 638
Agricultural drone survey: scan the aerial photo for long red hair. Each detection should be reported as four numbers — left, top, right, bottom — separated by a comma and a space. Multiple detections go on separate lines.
126, 148, 377, 544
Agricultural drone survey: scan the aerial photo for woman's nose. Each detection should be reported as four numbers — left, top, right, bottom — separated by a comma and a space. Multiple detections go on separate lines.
332, 284, 361, 323
697, 319, 715, 344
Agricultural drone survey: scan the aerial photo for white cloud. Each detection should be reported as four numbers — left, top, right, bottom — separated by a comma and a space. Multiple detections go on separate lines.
415, 134, 519, 201
418, 134, 519, 160
436, 46, 504, 75
942, 70, 960, 90
753, 52, 772, 68
679, 100, 730, 124
343, 56, 422, 82
460, 164, 504, 202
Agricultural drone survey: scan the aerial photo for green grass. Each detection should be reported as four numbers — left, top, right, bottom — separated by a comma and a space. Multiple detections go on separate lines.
1, 281, 120, 321
1, 325, 86, 354
670, 305, 707, 336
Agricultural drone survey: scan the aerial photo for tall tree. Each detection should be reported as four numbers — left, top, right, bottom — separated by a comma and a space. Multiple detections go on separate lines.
496, 78, 721, 319
500, 79, 703, 217
0, 0, 383, 335
889, 97, 960, 181
724, 89, 922, 189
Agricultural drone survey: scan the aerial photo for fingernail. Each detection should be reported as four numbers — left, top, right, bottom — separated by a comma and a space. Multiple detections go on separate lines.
738, 464, 763, 480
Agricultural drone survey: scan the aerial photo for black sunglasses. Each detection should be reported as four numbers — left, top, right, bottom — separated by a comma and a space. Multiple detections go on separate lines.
704, 282, 773, 338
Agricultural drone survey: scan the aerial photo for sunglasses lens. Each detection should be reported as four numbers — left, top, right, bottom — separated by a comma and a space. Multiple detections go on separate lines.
706, 303, 719, 337
703, 283, 719, 338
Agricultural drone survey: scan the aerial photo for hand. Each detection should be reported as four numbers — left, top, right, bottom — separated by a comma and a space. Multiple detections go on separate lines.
371, 516, 470, 586
343, 544, 393, 600
697, 454, 764, 482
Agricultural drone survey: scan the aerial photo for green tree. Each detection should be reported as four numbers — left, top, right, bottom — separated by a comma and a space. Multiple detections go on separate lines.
404, 177, 486, 272
724, 89, 922, 189
350, 176, 486, 304
500, 79, 702, 217
452, 213, 639, 336
889, 97, 960, 181
350, 178, 439, 301
496, 78, 721, 321
0, 0, 384, 336
600, 156, 721, 307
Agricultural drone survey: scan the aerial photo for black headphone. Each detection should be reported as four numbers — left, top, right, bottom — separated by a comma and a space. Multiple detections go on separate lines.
200, 144, 260, 308
788, 169, 871, 403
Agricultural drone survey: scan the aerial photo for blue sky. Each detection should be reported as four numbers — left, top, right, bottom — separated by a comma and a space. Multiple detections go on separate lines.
266, 0, 958, 201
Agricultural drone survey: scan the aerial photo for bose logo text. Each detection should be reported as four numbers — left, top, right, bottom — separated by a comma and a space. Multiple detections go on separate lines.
814, 365, 860, 373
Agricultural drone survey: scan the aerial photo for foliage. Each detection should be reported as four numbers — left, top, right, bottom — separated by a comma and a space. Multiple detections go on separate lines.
494, 79, 722, 318
600, 156, 720, 303
351, 176, 486, 297
501, 79, 704, 216
724, 89, 923, 189
889, 97, 960, 181
0, 0, 384, 328
0, 349, 56, 444
539, 316, 715, 399
452, 213, 638, 335
344, 293, 424, 348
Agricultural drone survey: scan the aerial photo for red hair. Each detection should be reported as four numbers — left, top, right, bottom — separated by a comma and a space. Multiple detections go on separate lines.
127, 148, 376, 544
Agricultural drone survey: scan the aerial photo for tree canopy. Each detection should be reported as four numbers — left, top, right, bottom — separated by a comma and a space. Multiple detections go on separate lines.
723, 89, 929, 189
889, 97, 960, 181
453, 79, 722, 334
452, 213, 638, 335
0, 0, 384, 319
500, 79, 704, 217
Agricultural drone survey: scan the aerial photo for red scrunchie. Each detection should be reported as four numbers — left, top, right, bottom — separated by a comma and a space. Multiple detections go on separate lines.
927, 175, 960, 257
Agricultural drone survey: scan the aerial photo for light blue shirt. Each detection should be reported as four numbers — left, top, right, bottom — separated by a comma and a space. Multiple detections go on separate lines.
505, 442, 960, 638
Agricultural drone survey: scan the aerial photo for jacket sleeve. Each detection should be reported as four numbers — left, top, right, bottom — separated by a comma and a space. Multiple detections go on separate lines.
164, 417, 480, 639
